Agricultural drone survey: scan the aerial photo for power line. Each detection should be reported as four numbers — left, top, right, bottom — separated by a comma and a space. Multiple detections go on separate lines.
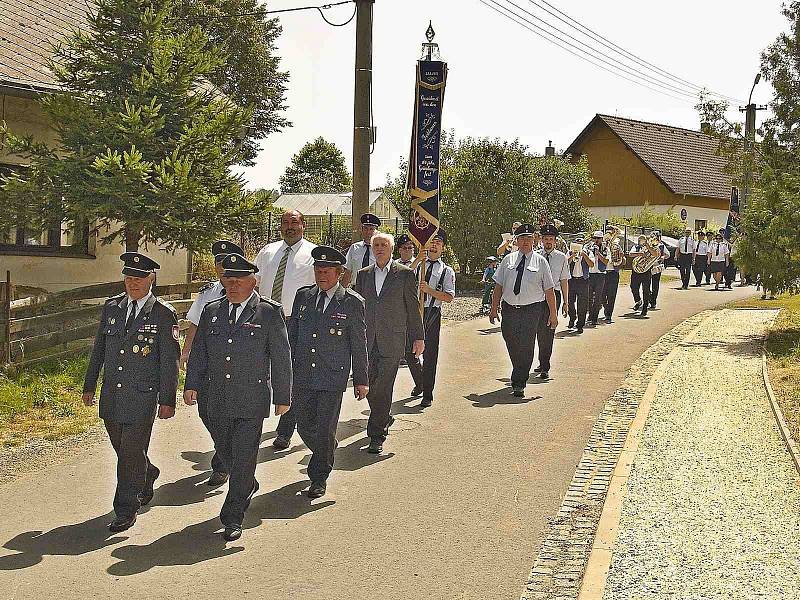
529, 0, 744, 104
480, 0, 695, 103
194, 0, 357, 26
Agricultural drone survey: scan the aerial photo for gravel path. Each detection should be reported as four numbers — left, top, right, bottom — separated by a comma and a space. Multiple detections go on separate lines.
604, 308, 800, 599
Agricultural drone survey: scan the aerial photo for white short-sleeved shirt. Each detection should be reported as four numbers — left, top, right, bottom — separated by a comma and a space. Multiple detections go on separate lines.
708, 240, 730, 262
421, 259, 456, 308
255, 238, 317, 316
345, 240, 377, 285
538, 248, 570, 284
678, 236, 696, 254
186, 281, 226, 325
493, 250, 554, 305
588, 245, 610, 274
695, 240, 709, 255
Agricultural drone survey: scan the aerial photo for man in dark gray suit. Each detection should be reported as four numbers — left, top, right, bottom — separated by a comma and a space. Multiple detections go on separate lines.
355, 232, 424, 454
290, 246, 369, 499
82, 252, 180, 533
184, 253, 292, 542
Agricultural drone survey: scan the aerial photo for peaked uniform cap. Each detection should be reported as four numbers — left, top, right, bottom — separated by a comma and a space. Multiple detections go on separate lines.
212, 240, 244, 261
514, 223, 536, 237
540, 224, 559, 237
360, 213, 381, 226
396, 233, 412, 246
432, 229, 447, 244
120, 252, 160, 277
221, 253, 259, 277
312, 245, 346, 267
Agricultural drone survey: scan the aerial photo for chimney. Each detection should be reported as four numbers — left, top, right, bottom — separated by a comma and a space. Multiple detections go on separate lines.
700, 121, 711, 134
545, 140, 555, 156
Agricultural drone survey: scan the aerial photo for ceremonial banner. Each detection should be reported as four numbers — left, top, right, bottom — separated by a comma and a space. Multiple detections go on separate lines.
407, 59, 447, 249
725, 186, 740, 239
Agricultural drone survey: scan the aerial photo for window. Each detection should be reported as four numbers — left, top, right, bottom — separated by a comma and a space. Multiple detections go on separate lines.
694, 219, 707, 232
0, 163, 91, 255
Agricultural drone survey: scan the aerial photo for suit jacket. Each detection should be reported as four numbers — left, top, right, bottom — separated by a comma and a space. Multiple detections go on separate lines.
184, 293, 292, 420
288, 284, 368, 392
83, 293, 180, 424
355, 261, 424, 358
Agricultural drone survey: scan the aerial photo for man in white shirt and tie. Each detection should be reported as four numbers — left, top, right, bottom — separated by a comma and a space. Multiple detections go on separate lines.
254, 209, 317, 450
692, 231, 709, 286
535, 224, 569, 379
342, 212, 380, 287
676, 227, 695, 289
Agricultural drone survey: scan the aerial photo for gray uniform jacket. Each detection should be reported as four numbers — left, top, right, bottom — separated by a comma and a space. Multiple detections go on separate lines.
354, 261, 424, 358
185, 293, 292, 420
288, 284, 369, 393
83, 293, 180, 424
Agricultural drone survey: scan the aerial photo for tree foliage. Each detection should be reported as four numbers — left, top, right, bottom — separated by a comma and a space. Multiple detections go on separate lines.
279, 137, 352, 194
0, 0, 277, 252
608, 204, 687, 238
383, 132, 595, 273
697, 2, 800, 292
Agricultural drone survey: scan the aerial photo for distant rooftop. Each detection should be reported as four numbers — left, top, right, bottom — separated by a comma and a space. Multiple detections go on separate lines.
274, 192, 384, 216
567, 114, 732, 200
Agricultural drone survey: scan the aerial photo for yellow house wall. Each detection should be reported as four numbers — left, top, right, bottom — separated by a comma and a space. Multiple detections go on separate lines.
1, 94, 188, 291
575, 122, 729, 212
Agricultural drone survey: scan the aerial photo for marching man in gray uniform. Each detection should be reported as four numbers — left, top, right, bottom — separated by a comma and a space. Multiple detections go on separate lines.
184, 253, 292, 541
289, 246, 369, 498
490, 224, 558, 398
181, 239, 244, 486
82, 252, 180, 532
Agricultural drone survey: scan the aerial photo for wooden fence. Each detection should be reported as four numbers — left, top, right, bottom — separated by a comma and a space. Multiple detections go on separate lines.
0, 271, 205, 371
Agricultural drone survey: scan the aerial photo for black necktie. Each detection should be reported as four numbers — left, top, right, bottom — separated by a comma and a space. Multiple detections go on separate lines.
425, 260, 438, 284
125, 300, 137, 333
513, 255, 526, 295
684, 238, 689, 253
316, 292, 326, 313
229, 302, 240, 325
361, 245, 371, 268
545, 252, 551, 265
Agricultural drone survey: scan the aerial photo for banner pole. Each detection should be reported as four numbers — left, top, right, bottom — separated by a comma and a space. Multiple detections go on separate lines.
418, 247, 427, 318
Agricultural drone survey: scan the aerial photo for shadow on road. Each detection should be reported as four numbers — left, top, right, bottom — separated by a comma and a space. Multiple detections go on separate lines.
477, 326, 502, 335
0, 512, 123, 570
464, 388, 542, 408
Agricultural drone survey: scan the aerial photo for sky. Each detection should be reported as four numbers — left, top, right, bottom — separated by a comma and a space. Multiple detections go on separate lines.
240, 0, 786, 191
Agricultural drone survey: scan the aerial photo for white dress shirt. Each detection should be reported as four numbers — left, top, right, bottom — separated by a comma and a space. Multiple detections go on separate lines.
538, 248, 570, 283
186, 281, 226, 326
493, 250, 554, 305
588, 246, 610, 274
317, 283, 340, 312
708, 241, 730, 262
374, 262, 391, 295
695, 240, 709, 256
345, 240, 377, 284
125, 291, 152, 322
255, 238, 317, 315
422, 259, 456, 308
227, 291, 257, 323
678, 236, 696, 254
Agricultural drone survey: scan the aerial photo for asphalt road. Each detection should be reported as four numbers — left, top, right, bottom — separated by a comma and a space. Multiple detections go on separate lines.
0, 272, 756, 600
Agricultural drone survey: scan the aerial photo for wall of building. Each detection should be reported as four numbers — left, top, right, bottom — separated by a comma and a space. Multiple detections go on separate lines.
588, 204, 730, 231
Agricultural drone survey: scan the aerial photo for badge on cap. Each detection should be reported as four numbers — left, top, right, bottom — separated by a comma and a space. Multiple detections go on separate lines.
231, 256, 237, 263
134, 256, 140, 263
172, 325, 180, 341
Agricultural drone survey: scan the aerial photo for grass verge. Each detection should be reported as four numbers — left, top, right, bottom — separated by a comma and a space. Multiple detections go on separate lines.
732, 293, 800, 449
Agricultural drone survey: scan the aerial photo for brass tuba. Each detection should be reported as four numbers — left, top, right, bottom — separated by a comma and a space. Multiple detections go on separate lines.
632, 234, 660, 274
605, 227, 625, 268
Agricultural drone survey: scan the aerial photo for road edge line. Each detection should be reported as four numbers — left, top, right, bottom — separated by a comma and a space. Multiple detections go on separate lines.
762, 353, 800, 475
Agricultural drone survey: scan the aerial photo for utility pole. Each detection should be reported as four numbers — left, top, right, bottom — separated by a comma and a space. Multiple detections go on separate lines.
739, 73, 767, 212
351, 0, 374, 241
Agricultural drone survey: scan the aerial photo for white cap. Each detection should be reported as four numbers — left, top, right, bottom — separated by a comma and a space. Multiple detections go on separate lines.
592, 230, 604, 238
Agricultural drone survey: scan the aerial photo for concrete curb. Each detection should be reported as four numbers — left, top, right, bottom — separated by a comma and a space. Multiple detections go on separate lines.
762, 353, 800, 475
575, 310, 718, 600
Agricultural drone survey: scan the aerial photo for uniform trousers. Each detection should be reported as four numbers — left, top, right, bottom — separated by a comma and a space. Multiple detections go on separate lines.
704, 259, 712, 284
198, 399, 226, 474
274, 407, 297, 440
295, 388, 344, 483
587, 273, 606, 323
603, 270, 620, 319
725, 259, 736, 287
501, 300, 545, 389
366, 349, 402, 443
693, 256, 708, 285
631, 270, 652, 312
536, 291, 560, 372
407, 306, 441, 401
677, 254, 693, 287
567, 277, 588, 328
209, 415, 262, 527
650, 272, 662, 307
104, 412, 158, 519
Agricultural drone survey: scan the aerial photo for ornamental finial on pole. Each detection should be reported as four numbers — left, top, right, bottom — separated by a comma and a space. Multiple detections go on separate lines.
421, 21, 441, 60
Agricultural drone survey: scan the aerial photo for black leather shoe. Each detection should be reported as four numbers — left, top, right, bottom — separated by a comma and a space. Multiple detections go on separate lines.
576, 327, 584, 334
511, 388, 524, 398
207, 471, 229, 486
533, 366, 542, 373
538, 371, 549, 380
272, 435, 291, 450
223, 526, 242, 541
567, 320, 575, 329
409, 387, 423, 397
307, 481, 327, 498
604, 317, 613, 323
108, 514, 137, 532
138, 466, 160, 506
367, 439, 383, 454
419, 397, 432, 408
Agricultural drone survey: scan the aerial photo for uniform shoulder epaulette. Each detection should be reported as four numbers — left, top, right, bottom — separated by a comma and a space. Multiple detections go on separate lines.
105, 292, 126, 303
297, 284, 315, 293
156, 297, 177, 312
198, 281, 216, 293
346, 288, 365, 302
205, 296, 225, 309
258, 296, 282, 309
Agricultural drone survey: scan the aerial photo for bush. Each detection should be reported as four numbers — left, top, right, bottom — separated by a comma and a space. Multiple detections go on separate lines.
608, 204, 686, 237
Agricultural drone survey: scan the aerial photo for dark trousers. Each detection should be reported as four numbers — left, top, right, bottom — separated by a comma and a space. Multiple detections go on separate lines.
210, 415, 262, 527
295, 388, 344, 483
603, 270, 620, 319
275, 407, 297, 440
725, 259, 736, 287
567, 277, 588, 328
366, 350, 402, 443
501, 301, 545, 389
650, 272, 662, 307
677, 255, 692, 287
198, 407, 226, 474
536, 291, 560, 372
407, 306, 441, 401
481, 282, 494, 306
631, 271, 652, 313
693, 256, 707, 285
104, 414, 157, 519
587, 273, 606, 323
704, 260, 712, 284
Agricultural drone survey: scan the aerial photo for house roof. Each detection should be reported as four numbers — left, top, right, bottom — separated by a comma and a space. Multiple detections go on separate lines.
274, 192, 385, 216
0, 0, 87, 95
566, 114, 732, 200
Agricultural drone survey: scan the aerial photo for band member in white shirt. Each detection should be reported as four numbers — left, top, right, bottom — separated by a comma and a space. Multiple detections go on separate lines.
676, 227, 695, 290
586, 231, 610, 326
497, 220, 522, 258
707, 231, 730, 290
342, 212, 380, 287
692, 231, 709, 286
534, 224, 569, 379
649, 231, 670, 310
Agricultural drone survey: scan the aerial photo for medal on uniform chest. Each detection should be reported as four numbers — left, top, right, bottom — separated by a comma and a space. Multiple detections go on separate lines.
138, 335, 144, 341
330, 328, 335, 334
109, 318, 115, 325
133, 345, 140, 353
212, 316, 217, 323
141, 346, 151, 357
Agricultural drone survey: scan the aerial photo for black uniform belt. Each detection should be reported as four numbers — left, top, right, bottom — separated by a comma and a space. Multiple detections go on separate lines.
502, 300, 545, 309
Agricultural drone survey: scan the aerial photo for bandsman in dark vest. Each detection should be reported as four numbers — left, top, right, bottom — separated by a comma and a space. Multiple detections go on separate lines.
184, 253, 292, 542
82, 252, 180, 533
289, 246, 369, 498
